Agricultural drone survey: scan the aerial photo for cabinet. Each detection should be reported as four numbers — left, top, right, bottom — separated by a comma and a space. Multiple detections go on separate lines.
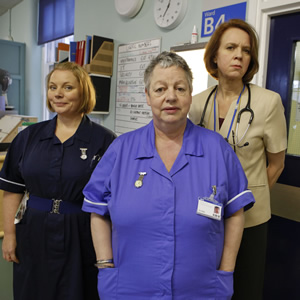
90, 74, 111, 114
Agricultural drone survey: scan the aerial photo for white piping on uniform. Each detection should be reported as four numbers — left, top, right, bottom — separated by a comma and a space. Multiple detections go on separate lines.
226, 190, 252, 206
0, 177, 25, 187
84, 197, 108, 206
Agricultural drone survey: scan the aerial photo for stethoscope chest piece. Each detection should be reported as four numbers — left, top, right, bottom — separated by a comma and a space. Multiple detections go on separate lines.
199, 84, 254, 150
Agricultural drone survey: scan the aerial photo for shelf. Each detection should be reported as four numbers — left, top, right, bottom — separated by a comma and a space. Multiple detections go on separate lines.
171, 42, 207, 52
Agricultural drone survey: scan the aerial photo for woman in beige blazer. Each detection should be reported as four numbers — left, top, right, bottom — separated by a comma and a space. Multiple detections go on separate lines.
189, 19, 287, 300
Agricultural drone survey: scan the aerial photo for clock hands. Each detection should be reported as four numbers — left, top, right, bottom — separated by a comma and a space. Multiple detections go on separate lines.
154, 0, 187, 29
162, 0, 171, 18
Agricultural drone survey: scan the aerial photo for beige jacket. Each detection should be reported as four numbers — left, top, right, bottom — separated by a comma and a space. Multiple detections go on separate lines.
189, 84, 287, 228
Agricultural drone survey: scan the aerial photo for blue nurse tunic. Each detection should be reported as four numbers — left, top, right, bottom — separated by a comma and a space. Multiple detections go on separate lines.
0, 115, 116, 300
82, 119, 255, 300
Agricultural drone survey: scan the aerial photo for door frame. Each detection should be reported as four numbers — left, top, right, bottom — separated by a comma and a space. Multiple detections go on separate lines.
249, 1, 300, 222
0, 39, 25, 114
248, 0, 300, 88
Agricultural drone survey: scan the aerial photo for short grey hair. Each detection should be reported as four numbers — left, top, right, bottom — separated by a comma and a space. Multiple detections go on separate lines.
144, 51, 193, 94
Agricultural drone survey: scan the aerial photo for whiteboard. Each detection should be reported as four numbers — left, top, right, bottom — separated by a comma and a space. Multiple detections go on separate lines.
115, 38, 161, 135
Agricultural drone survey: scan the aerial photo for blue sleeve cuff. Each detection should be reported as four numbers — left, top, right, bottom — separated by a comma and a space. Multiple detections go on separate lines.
82, 196, 109, 216
224, 190, 255, 218
0, 177, 26, 194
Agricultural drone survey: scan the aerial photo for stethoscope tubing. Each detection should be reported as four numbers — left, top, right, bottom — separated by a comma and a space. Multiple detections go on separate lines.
199, 84, 254, 147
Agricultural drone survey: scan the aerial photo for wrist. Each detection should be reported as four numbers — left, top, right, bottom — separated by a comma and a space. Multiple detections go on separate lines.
218, 267, 234, 272
96, 263, 114, 269
3, 231, 16, 237
95, 258, 114, 268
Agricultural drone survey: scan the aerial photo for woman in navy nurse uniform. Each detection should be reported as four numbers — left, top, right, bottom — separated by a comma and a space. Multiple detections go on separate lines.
0, 62, 116, 300
82, 51, 255, 300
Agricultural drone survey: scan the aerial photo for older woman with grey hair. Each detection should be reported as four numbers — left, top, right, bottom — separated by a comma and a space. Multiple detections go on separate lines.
82, 51, 255, 300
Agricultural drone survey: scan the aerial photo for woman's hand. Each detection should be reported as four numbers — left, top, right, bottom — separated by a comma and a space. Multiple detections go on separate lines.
2, 191, 23, 263
2, 232, 19, 263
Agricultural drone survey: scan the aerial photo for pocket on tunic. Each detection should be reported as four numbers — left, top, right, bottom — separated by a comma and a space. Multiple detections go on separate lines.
215, 270, 234, 299
97, 267, 118, 300
248, 183, 266, 189
15, 214, 31, 263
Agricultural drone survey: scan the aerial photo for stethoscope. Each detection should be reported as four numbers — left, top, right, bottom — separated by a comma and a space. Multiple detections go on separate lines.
199, 84, 254, 150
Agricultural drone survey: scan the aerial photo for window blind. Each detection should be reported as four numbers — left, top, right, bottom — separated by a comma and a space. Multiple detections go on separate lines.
38, 0, 74, 45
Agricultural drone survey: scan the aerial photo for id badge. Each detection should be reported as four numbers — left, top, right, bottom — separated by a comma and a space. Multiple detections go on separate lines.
197, 198, 222, 221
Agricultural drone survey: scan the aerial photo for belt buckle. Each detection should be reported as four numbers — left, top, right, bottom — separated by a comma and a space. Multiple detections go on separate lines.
50, 199, 62, 214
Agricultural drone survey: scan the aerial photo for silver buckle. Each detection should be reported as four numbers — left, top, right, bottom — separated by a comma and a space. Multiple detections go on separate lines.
50, 199, 62, 214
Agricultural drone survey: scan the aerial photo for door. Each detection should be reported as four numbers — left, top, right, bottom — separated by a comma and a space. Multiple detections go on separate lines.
264, 12, 300, 300
0, 39, 25, 115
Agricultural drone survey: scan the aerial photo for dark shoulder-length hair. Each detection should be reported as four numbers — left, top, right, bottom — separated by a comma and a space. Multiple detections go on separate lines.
204, 19, 259, 83
46, 62, 96, 114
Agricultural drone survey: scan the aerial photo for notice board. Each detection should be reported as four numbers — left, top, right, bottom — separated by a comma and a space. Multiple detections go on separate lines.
115, 38, 161, 135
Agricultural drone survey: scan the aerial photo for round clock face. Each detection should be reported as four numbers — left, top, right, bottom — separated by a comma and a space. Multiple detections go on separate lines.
114, 0, 144, 18
154, 0, 188, 29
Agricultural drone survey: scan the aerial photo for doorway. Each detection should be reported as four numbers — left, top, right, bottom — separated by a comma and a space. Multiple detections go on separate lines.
264, 11, 300, 300
0, 39, 25, 115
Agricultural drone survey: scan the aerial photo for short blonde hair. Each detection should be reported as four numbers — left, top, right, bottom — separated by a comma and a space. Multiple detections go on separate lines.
46, 62, 96, 114
204, 19, 259, 83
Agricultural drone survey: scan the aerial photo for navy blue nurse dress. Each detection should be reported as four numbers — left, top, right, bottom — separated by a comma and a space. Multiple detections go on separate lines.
0, 115, 116, 300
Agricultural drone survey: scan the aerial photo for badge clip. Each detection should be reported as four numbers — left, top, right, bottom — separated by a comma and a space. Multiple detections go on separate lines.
135, 172, 147, 188
196, 185, 222, 221
80, 148, 88, 160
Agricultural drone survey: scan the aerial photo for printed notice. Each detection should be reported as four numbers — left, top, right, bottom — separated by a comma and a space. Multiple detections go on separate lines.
115, 38, 161, 135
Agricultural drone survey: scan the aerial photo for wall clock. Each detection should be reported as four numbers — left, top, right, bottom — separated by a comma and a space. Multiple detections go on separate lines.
114, 0, 144, 18
154, 0, 188, 30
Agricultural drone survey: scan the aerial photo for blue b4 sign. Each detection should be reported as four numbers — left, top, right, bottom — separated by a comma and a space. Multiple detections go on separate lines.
201, 2, 247, 38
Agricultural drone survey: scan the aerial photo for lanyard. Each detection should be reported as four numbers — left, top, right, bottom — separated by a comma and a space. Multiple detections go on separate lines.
213, 85, 246, 140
